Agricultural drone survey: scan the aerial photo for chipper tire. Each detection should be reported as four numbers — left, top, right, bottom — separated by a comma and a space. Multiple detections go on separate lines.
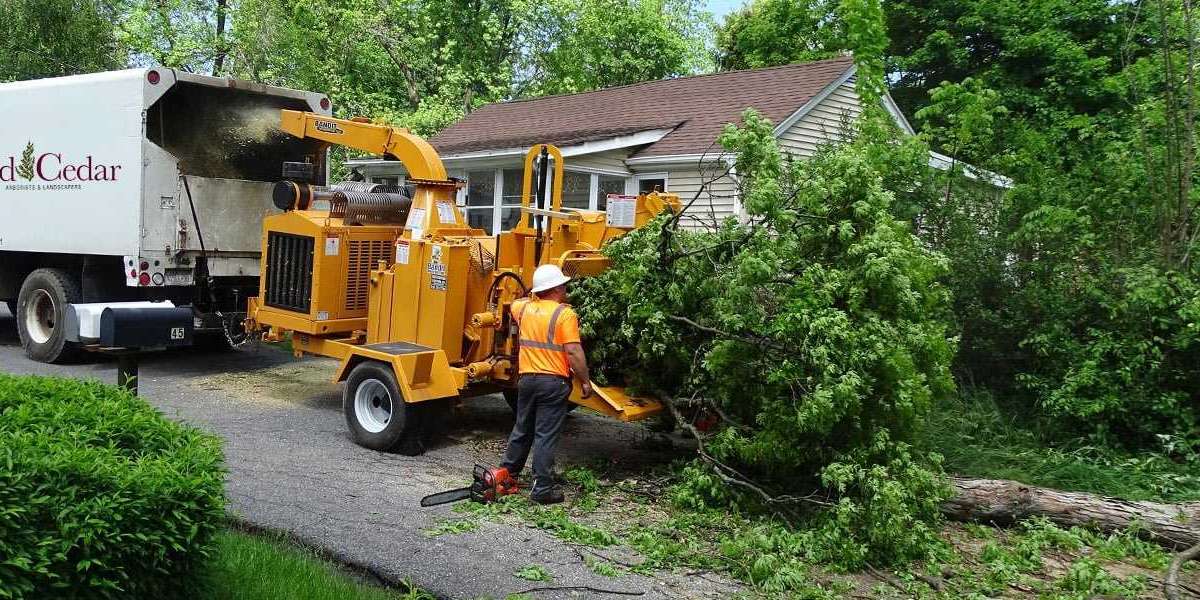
343, 361, 426, 455
16, 268, 81, 364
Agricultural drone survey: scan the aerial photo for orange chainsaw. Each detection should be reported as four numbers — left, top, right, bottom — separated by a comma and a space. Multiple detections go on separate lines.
420, 465, 519, 507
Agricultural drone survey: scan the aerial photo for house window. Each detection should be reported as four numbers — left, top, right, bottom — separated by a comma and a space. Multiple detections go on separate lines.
597, 174, 625, 211
456, 167, 635, 234
636, 173, 668, 194
465, 170, 495, 232
561, 171, 591, 209
500, 168, 525, 232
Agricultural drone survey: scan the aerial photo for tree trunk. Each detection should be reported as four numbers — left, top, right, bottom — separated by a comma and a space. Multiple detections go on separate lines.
944, 477, 1200, 549
212, 0, 228, 76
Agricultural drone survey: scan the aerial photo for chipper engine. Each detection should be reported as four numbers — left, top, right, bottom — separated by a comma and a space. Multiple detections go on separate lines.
245, 111, 678, 454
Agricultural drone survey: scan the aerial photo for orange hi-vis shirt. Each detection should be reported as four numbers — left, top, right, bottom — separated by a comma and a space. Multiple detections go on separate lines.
511, 297, 581, 377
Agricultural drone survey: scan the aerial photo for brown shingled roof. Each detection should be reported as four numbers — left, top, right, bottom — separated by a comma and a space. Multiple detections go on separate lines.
429, 55, 856, 158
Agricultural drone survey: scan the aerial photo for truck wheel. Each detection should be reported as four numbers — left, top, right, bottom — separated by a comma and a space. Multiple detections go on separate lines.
16, 269, 80, 363
343, 361, 424, 455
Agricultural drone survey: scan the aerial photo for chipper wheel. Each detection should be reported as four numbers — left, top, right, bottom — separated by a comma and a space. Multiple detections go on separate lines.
343, 361, 426, 455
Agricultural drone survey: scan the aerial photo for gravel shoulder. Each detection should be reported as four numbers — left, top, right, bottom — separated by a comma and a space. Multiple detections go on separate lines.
0, 306, 741, 599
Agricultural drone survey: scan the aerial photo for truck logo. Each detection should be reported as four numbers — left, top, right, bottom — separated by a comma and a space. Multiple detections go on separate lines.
1, 140, 122, 185
314, 120, 343, 135
16, 142, 34, 181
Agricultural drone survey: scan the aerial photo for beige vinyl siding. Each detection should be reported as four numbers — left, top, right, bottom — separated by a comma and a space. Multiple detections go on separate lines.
778, 77, 860, 157
660, 165, 740, 227
566, 149, 631, 174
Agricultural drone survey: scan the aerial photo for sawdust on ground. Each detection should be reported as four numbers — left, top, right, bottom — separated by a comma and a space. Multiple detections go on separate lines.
189, 358, 340, 407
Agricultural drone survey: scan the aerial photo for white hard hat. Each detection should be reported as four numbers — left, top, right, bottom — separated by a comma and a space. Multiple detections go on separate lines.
530, 264, 571, 293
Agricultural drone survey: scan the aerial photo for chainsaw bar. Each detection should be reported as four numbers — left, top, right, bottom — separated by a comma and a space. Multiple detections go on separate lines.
420, 486, 473, 507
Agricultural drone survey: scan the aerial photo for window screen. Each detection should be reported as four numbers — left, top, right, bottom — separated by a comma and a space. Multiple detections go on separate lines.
561, 171, 590, 209
597, 175, 626, 211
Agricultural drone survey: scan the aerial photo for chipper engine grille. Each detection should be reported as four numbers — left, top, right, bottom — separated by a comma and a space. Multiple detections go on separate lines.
345, 239, 390, 311
264, 232, 315, 313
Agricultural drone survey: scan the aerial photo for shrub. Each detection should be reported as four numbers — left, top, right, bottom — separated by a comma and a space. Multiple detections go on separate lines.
0, 375, 225, 599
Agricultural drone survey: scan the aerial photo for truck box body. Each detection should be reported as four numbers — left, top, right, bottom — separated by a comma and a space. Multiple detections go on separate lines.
0, 69, 331, 361
0, 68, 329, 284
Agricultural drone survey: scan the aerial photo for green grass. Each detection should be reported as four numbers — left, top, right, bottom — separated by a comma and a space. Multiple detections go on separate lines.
921, 391, 1200, 501
514, 564, 552, 582
201, 530, 425, 600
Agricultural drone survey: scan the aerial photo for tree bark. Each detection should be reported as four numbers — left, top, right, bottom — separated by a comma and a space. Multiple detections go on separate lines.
212, 0, 228, 76
944, 477, 1200, 549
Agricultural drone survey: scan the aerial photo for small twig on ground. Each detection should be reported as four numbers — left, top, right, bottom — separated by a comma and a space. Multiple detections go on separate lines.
910, 569, 945, 591
569, 543, 642, 569
1165, 541, 1200, 600
865, 563, 907, 594
517, 585, 645, 596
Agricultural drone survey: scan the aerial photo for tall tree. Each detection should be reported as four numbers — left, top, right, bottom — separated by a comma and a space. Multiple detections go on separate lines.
117, 0, 231, 73
0, 0, 123, 82
225, 0, 711, 133
716, 0, 844, 70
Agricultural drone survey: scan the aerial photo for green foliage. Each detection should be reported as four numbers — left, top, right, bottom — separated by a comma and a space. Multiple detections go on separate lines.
513, 564, 550, 582
201, 530, 415, 600
584, 557, 621, 577
423, 518, 480, 537
574, 109, 956, 567
714, 0, 1200, 455
971, 518, 1162, 597
522, 0, 713, 96
716, 0, 845, 70
1018, 265, 1200, 443
923, 391, 1200, 502
0, 375, 226, 599
0, 0, 123, 82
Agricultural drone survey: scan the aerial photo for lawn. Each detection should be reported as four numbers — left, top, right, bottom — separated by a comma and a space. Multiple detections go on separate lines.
200, 530, 428, 600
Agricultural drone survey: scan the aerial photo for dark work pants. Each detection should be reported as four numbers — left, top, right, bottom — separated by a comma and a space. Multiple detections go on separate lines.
501, 374, 572, 497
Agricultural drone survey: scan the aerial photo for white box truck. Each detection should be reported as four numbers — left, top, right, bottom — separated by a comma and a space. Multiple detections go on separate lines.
0, 68, 332, 362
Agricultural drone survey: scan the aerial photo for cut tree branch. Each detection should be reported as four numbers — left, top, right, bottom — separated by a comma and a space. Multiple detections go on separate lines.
944, 477, 1200, 549
1166, 542, 1200, 600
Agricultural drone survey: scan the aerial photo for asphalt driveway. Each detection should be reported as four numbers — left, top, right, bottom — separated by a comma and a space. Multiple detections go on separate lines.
0, 305, 739, 599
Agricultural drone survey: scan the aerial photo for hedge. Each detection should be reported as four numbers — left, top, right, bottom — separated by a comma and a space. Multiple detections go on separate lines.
0, 375, 225, 599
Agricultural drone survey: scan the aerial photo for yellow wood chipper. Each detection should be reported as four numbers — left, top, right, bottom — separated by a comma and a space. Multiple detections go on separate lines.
244, 111, 677, 454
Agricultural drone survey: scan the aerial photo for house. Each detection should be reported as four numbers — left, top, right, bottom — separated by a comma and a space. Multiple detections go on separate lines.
347, 56, 978, 232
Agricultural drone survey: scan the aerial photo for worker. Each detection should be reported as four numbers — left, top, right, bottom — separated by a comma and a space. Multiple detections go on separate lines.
501, 264, 593, 504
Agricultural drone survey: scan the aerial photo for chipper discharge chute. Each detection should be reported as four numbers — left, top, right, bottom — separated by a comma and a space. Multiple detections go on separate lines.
245, 111, 679, 454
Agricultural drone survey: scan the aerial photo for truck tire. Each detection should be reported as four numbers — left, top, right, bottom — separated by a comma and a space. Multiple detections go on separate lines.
16, 268, 81, 363
343, 361, 425, 455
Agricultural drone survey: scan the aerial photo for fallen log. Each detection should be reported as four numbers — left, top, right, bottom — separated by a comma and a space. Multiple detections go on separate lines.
944, 477, 1200, 549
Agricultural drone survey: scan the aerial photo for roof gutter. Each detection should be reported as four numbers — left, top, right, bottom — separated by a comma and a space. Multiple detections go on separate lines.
348, 127, 674, 167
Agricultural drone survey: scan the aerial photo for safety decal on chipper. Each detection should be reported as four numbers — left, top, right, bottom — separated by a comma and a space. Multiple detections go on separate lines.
428, 245, 447, 291
396, 240, 410, 265
435, 202, 455, 223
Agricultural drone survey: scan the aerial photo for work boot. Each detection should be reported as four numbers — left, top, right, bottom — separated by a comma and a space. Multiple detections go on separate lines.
531, 487, 565, 505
